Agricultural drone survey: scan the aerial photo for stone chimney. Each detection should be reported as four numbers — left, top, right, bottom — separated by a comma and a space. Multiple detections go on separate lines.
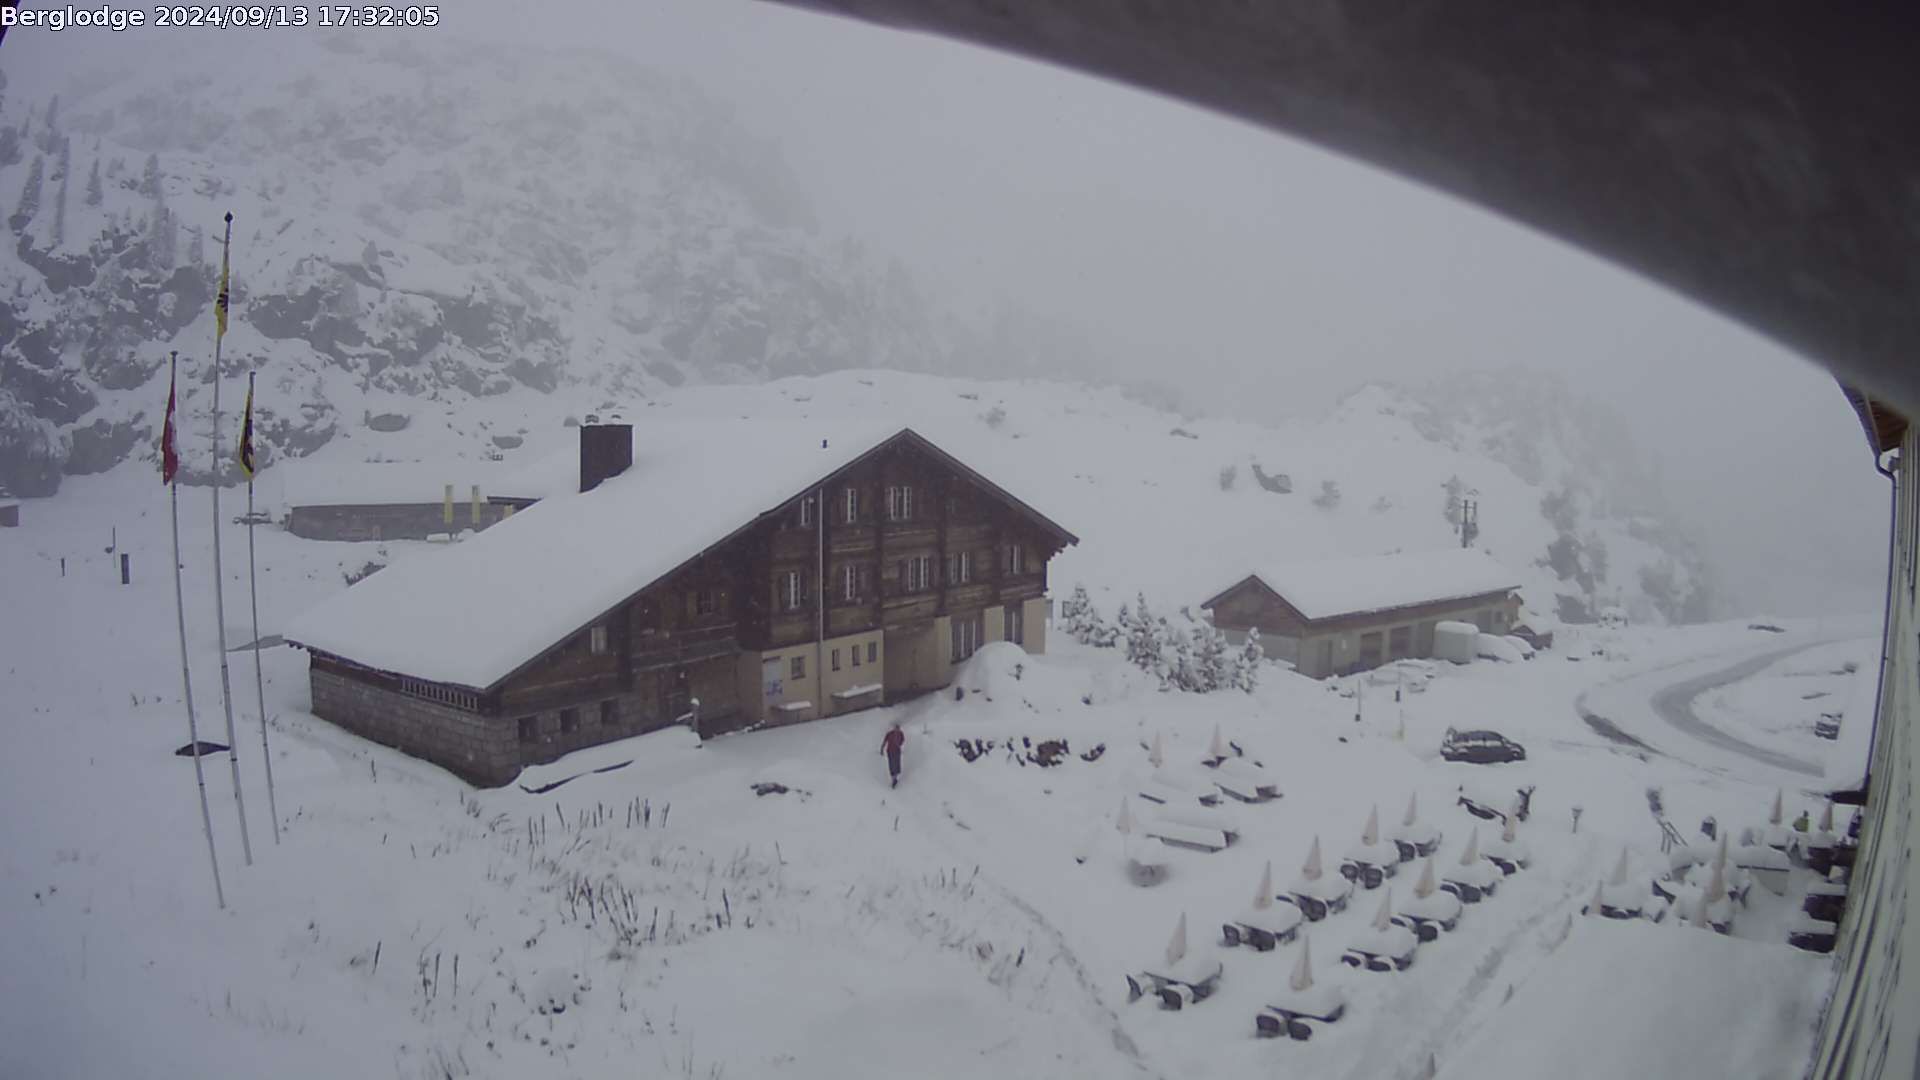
579, 415, 633, 494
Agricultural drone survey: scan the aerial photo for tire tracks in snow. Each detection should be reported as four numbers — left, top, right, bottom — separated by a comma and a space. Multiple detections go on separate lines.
1342, 873, 1591, 1080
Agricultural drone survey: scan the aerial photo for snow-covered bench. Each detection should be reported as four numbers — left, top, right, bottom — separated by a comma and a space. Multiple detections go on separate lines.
1340, 806, 1402, 889
1286, 837, 1355, 921
1440, 831, 1500, 903
1342, 893, 1419, 972
1398, 858, 1463, 940
1139, 767, 1223, 808
1803, 878, 1847, 924
1208, 757, 1280, 803
1223, 863, 1303, 951
1127, 915, 1221, 1010
1145, 818, 1233, 853
1256, 941, 1346, 1040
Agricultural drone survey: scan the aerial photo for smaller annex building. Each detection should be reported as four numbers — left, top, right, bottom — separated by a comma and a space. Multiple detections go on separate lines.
1201, 549, 1521, 678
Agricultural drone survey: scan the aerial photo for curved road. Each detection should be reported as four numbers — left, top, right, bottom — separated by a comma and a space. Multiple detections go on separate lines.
1645, 643, 1829, 777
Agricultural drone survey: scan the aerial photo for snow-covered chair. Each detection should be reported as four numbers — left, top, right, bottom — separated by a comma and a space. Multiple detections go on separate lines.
1257, 938, 1347, 1040
1389, 793, 1443, 862
1398, 857, 1463, 940
1286, 836, 1355, 921
1342, 890, 1418, 972
1480, 808, 1530, 875
1340, 806, 1402, 889
1126, 914, 1223, 1010
1223, 862, 1305, 951
1440, 830, 1500, 903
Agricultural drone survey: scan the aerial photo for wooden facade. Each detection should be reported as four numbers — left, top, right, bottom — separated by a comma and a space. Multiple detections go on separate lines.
1205, 575, 1520, 679
299, 429, 1076, 787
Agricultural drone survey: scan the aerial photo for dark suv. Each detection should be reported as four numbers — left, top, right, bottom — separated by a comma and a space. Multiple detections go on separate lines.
1440, 728, 1527, 764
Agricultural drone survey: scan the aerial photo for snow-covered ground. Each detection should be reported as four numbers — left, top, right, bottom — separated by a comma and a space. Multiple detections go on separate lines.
0, 442, 1868, 1079
1691, 641, 1871, 763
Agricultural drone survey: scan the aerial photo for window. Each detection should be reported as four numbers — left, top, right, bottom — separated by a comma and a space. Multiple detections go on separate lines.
947, 550, 972, 585
902, 555, 932, 592
1004, 604, 1024, 646
887, 484, 913, 521
1004, 544, 1025, 575
695, 589, 717, 616
780, 571, 804, 612
851, 643, 862, 668
517, 716, 538, 742
842, 564, 860, 602
600, 700, 618, 726
844, 486, 860, 524
791, 655, 806, 680
799, 495, 814, 529
589, 625, 609, 655
559, 707, 579, 734
867, 642, 878, 663
832, 648, 842, 671
951, 612, 983, 663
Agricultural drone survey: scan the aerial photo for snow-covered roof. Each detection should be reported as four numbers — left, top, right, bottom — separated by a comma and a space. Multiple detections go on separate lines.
277, 460, 513, 508
284, 422, 1074, 690
1207, 548, 1520, 623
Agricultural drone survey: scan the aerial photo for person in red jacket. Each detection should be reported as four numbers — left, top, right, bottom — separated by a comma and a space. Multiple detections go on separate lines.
881, 723, 906, 788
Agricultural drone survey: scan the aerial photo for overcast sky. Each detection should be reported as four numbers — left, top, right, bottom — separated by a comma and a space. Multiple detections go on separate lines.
7, 1, 1890, 614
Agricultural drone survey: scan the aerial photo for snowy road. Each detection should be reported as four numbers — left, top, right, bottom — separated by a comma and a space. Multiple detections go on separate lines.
1640, 644, 1830, 777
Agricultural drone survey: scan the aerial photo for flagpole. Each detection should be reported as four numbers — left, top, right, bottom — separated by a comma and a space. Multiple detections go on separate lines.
209, 210, 253, 865
167, 351, 226, 910
244, 369, 280, 844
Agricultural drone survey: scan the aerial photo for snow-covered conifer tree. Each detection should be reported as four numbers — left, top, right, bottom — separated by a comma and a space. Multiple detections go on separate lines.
11, 154, 43, 232
1233, 628, 1265, 692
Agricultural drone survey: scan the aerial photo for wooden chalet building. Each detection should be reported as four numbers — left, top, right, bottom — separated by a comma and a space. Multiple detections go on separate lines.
1201, 549, 1521, 678
285, 420, 1078, 786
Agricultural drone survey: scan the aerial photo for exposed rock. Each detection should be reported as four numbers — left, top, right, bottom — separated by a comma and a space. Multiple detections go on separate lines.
366, 412, 410, 433
66, 417, 147, 475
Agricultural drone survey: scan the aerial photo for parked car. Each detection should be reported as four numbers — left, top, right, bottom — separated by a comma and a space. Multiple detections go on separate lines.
1814, 713, 1842, 740
1440, 728, 1527, 764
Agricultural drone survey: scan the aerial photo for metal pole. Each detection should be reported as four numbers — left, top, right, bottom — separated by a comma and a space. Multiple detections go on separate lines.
169, 351, 225, 909
816, 484, 825, 714
245, 371, 281, 844
209, 212, 253, 865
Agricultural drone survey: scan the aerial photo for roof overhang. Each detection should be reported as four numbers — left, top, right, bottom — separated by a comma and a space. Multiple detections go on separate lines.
1840, 384, 1909, 460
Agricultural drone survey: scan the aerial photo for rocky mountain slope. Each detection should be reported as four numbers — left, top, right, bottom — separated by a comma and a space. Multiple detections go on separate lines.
0, 34, 1051, 494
